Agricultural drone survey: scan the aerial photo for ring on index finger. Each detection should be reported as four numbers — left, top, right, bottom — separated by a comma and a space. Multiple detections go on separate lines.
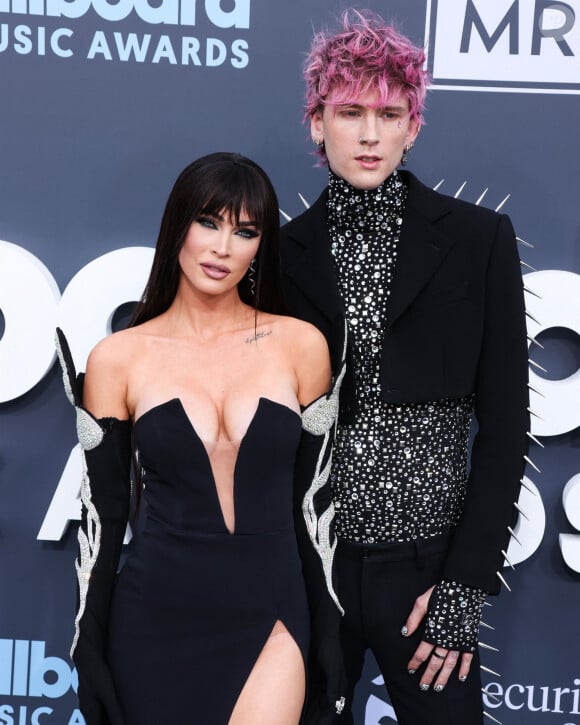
432, 650, 446, 661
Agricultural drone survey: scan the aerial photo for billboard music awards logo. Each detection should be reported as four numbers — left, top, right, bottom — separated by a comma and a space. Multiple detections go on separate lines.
0, 640, 84, 724
0, 0, 250, 66
426, 0, 580, 93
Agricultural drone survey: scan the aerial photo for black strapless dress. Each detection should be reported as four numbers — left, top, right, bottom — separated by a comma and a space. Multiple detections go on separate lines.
106, 397, 309, 724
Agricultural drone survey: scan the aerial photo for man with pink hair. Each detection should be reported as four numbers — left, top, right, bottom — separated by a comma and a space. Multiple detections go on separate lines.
281, 9, 529, 724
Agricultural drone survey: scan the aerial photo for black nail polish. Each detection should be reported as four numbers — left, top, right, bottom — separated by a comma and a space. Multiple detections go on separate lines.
407, 668, 416, 675
420, 683, 430, 692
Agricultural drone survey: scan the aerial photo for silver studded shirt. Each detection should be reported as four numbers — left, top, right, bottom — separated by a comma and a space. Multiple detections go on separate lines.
328, 171, 474, 545
327, 171, 485, 650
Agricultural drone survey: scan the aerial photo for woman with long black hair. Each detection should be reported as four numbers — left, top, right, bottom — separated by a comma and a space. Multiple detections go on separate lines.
57, 152, 346, 725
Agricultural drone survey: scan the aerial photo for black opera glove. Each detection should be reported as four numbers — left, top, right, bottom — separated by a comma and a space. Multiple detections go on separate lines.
56, 329, 131, 725
294, 358, 348, 721
422, 578, 486, 653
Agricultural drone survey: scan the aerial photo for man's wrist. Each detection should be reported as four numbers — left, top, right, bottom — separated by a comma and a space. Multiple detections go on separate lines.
422, 578, 486, 652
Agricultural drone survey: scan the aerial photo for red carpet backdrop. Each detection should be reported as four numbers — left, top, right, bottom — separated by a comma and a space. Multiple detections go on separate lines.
1, 1, 579, 723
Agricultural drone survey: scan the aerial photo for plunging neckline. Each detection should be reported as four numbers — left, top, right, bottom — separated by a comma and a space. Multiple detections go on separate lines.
134, 397, 300, 535
135, 396, 299, 441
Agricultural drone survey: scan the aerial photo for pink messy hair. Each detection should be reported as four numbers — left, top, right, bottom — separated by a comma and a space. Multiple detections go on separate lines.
304, 9, 428, 161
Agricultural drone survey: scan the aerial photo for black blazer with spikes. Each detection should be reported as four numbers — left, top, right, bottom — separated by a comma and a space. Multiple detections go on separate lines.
280, 170, 529, 595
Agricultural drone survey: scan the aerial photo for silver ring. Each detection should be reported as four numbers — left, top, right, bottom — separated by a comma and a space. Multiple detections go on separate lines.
432, 650, 446, 660
335, 696, 346, 714
358, 137, 366, 144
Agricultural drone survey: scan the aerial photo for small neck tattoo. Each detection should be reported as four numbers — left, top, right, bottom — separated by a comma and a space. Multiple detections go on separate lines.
245, 329, 272, 344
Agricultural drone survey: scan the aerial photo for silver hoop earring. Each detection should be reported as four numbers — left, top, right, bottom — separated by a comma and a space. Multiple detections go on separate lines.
248, 258, 256, 296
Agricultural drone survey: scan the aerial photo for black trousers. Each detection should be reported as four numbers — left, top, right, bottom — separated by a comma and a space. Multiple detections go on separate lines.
333, 534, 484, 725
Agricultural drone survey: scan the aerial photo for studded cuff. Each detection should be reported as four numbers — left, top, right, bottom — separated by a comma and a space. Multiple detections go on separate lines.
422, 579, 486, 653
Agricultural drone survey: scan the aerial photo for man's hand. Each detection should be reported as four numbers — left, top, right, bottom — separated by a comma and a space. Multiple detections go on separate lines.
402, 585, 473, 691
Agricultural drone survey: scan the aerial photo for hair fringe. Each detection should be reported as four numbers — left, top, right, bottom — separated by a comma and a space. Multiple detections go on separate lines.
303, 8, 429, 163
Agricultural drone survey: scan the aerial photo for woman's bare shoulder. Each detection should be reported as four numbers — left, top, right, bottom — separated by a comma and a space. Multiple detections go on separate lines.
270, 316, 331, 405
87, 315, 164, 362
83, 328, 149, 418
86, 327, 141, 372
271, 314, 328, 353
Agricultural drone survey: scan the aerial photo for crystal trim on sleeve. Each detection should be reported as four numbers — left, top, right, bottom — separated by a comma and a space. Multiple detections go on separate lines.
55, 330, 105, 657
302, 363, 346, 436
71, 451, 102, 656
76, 408, 104, 451
300, 327, 347, 614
